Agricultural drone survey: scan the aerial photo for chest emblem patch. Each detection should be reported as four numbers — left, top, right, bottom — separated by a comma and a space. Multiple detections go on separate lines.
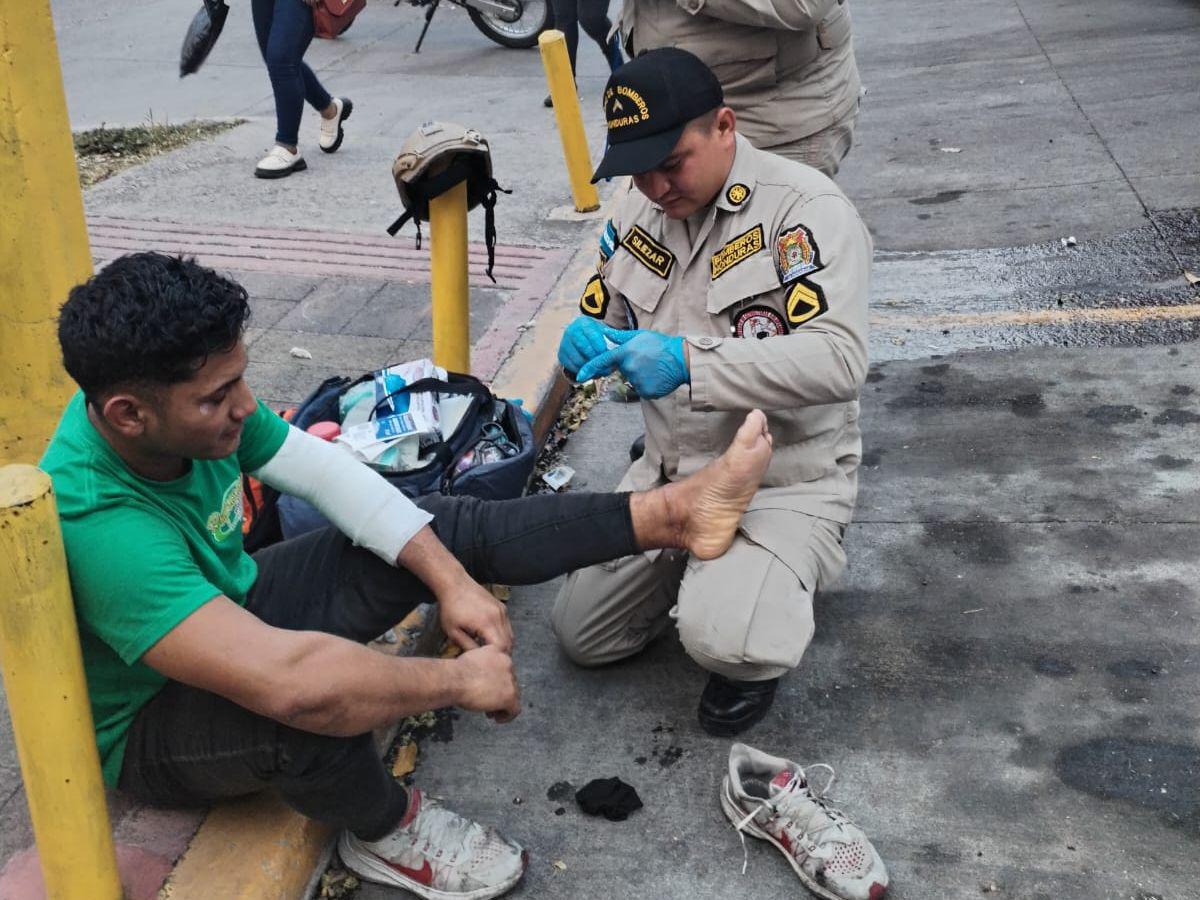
207, 478, 244, 544
726, 183, 750, 206
775, 223, 823, 283
731, 305, 788, 339
785, 278, 828, 326
711, 224, 764, 280
621, 225, 675, 279
579, 273, 610, 319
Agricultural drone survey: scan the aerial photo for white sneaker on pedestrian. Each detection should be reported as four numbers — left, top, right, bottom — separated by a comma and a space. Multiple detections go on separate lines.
254, 145, 307, 179
319, 97, 353, 153
721, 743, 889, 900
338, 787, 527, 900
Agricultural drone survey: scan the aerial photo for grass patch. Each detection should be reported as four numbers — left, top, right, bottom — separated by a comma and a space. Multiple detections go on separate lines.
74, 119, 243, 188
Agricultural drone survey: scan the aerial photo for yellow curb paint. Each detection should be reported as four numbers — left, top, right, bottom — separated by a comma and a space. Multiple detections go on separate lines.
872, 302, 1200, 330
391, 742, 418, 779
158, 794, 333, 900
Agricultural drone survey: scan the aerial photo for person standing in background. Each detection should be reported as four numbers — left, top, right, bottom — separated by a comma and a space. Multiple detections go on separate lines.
617, 0, 860, 178
252, 0, 354, 178
543, 0, 624, 107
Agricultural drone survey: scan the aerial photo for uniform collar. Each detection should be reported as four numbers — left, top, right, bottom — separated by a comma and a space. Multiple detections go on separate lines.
714, 134, 758, 213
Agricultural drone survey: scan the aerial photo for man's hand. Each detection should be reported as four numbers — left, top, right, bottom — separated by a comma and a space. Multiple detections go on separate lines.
558, 316, 611, 377
453, 644, 521, 722
576, 326, 690, 399
437, 576, 514, 653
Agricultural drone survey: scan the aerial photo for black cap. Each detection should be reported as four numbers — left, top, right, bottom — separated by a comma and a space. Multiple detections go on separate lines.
591, 48, 724, 183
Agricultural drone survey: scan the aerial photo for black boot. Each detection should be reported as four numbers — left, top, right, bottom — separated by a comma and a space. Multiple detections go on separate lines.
698, 673, 779, 736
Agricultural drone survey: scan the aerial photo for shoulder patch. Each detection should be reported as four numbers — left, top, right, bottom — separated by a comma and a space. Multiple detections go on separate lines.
726, 183, 750, 206
711, 224, 765, 280
621, 225, 675, 279
784, 278, 828, 326
775, 223, 823, 283
731, 304, 787, 339
599, 219, 617, 263
579, 273, 610, 319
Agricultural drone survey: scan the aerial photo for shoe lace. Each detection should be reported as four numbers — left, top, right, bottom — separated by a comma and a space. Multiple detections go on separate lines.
408, 798, 475, 863
733, 763, 850, 876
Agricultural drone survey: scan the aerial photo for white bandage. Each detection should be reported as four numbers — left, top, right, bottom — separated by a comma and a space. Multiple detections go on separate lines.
252, 426, 433, 564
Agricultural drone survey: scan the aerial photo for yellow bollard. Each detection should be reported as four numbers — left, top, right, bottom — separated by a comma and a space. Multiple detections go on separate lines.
0, 2, 94, 466
429, 180, 471, 373
0, 466, 122, 899
539, 30, 601, 214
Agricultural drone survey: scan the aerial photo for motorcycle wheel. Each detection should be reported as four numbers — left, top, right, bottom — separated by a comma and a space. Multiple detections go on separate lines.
467, 0, 552, 49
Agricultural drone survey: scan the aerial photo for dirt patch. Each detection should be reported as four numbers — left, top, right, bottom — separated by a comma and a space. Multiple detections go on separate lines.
74, 119, 243, 188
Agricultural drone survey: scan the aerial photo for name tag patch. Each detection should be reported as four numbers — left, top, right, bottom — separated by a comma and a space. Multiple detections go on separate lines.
621, 225, 675, 279
579, 273, 610, 319
775, 223, 823, 283
711, 224, 764, 280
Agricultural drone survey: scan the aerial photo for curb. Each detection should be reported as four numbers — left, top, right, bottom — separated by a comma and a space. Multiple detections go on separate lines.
156, 209, 611, 900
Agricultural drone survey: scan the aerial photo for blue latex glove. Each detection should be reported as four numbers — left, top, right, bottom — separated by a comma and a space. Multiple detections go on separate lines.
576, 326, 689, 399
557, 316, 610, 377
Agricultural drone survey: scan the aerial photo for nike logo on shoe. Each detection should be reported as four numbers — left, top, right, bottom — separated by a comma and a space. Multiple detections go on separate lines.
386, 858, 434, 886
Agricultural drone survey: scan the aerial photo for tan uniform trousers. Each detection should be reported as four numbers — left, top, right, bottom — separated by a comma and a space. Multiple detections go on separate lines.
552, 485, 846, 682
766, 104, 859, 179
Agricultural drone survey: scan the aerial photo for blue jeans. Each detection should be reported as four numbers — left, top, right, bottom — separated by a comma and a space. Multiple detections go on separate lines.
548, 0, 615, 72
251, 0, 333, 146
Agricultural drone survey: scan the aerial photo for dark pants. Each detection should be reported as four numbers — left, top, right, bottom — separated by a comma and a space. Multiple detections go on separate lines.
251, 0, 333, 146
549, 0, 615, 72
118, 492, 637, 839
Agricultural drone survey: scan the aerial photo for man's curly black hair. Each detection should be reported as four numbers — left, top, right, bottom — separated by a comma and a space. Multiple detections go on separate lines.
58, 253, 251, 405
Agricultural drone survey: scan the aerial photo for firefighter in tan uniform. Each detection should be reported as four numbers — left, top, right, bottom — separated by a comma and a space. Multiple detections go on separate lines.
619, 0, 861, 177
552, 49, 872, 737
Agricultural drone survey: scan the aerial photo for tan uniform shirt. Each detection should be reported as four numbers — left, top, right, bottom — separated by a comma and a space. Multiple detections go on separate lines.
582, 134, 872, 524
619, 0, 860, 149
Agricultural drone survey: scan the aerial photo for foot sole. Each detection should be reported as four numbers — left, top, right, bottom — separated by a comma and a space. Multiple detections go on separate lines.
320, 99, 353, 153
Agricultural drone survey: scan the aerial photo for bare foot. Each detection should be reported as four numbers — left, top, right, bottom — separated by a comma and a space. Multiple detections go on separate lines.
674, 410, 773, 560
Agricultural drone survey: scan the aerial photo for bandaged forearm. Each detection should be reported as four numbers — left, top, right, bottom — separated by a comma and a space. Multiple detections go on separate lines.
252, 426, 433, 564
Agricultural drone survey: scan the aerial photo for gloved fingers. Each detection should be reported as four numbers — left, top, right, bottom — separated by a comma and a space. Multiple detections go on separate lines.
577, 320, 611, 359
558, 340, 588, 376
601, 325, 639, 345
576, 347, 622, 382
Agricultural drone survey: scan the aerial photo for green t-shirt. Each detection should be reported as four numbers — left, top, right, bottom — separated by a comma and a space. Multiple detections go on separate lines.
39, 392, 290, 786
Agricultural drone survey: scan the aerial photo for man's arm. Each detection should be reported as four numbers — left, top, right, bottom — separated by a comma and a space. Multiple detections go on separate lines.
254, 429, 512, 651
687, 193, 871, 412
140, 595, 521, 735
677, 0, 838, 32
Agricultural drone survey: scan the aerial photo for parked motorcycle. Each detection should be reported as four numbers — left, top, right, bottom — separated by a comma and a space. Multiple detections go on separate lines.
397, 0, 552, 51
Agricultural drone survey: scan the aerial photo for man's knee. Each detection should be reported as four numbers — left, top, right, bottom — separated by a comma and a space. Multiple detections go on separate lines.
675, 548, 816, 677
551, 572, 610, 666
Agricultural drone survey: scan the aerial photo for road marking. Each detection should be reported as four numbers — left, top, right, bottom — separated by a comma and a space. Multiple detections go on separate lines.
872, 302, 1200, 329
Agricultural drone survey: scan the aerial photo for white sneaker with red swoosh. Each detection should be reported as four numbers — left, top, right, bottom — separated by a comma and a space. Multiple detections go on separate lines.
338, 787, 528, 899
720, 743, 889, 900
